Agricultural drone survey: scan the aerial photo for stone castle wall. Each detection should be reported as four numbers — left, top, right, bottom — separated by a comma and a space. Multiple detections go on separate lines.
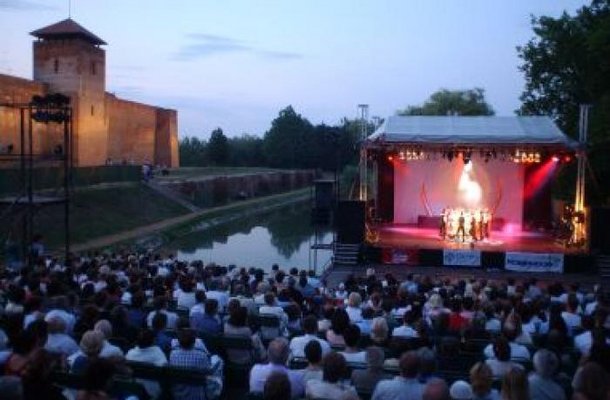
0, 74, 179, 168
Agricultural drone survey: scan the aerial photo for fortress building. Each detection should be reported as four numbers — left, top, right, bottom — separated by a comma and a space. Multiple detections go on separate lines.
0, 19, 179, 167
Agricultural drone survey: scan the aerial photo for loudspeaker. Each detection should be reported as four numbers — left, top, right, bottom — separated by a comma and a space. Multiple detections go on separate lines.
590, 207, 610, 254
314, 180, 335, 211
336, 200, 365, 244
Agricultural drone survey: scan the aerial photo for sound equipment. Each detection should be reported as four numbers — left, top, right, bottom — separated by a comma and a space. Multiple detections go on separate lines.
336, 200, 365, 244
314, 180, 335, 211
590, 207, 610, 253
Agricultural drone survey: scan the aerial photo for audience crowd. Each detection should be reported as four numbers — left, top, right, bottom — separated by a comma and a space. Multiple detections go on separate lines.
0, 251, 608, 400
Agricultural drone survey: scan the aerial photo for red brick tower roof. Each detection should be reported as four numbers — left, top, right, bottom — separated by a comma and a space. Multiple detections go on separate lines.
30, 18, 106, 45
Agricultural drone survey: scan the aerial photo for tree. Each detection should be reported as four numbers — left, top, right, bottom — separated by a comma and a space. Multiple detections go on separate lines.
179, 136, 208, 166
208, 127, 229, 166
263, 106, 313, 168
227, 134, 266, 166
398, 88, 495, 116
518, 0, 610, 202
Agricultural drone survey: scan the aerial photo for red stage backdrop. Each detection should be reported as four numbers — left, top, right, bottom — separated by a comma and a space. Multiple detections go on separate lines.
393, 155, 524, 230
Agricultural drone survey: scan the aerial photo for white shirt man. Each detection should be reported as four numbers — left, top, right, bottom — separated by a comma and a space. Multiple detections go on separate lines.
392, 325, 419, 338
126, 344, 168, 399
484, 342, 531, 361
146, 309, 178, 330
45, 332, 80, 356
289, 334, 331, 358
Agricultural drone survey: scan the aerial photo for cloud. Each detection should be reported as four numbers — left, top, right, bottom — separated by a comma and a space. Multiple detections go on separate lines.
0, 0, 58, 11
173, 33, 301, 61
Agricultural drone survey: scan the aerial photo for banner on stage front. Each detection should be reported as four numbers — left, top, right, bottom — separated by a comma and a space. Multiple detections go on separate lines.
505, 252, 564, 273
443, 249, 481, 267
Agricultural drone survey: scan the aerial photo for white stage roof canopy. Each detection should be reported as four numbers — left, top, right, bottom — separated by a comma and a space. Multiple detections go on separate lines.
365, 116, 577, 148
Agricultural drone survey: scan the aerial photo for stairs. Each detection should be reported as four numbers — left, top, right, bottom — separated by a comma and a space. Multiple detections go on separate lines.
598, 255, 610, 279
333, 243, 360, 266
143, 180, 201, 212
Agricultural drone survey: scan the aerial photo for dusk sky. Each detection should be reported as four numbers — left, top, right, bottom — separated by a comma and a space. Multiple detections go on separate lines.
0, 0, 587, 139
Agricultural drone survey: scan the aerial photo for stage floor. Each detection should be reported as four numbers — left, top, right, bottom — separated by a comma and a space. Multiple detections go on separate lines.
372, 224, 577, 254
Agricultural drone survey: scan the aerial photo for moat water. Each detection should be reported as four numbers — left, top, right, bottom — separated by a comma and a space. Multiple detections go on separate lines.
167, 201, 333, 272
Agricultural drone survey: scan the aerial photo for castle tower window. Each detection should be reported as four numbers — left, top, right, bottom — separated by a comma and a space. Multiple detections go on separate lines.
91, 105, 94, 116
54, 58, 59, 73
91, 61, 96, 75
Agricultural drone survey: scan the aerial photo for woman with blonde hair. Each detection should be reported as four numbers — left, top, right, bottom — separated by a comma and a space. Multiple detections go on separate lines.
346, 292, 363, 323
469, 362, 500, 400
501, 367, 528, 400
370, 317, 390, 347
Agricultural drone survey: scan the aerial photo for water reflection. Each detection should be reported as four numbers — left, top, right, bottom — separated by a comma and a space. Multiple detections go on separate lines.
167, 202, 333, 271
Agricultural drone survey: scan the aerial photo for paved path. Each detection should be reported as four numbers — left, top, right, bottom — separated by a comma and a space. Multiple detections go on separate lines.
71, 189, 309, 253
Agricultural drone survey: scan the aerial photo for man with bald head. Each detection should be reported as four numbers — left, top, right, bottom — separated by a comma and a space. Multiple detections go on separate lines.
249, 337, 304, 398
372, 351, 424, 400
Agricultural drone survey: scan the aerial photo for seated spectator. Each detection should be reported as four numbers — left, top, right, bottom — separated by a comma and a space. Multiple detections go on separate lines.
45, 315, 79, 357
450, 380, 474, 400
469, 362, 500, 400
418, 347, 438, 383
306, 352, 357, 399
109, 305, 138, 345
206, 280, 230, 313
326, 308, 350, 347
175, 278, 197, 309
224, 305, 265, 364
373, 351, 424, 400
126, 292, 147, 329
146, 297, 178, 330
351, 346, 392, 394
572, 362, 609, 400
528, 349, 565, 400
356, 307, 375, 336
259, 292, 289, 337
300, 340, 323, 384
393, 311, 419, 338
73, 304, 99, 342
93, 320, 124, 359
448, 298, 468, 333
169, 328, 210, 400
335, 283, 348, 301
44, 296, 76, 335
264, 371, 292, 400
424, 378, 450, 400
483, 324, 530, 361
249, 338, 304, 399
126, 329, 167, 399
289, 315, 331, 358
574, 315, 594, 355
70, 330, 104, 374
500, 368, 528, 400
484, 337, 524, 380
346, 292, 363, 323
5, 320, 63, 400
340, 324, 366, 363
189, 290, 207, 317
151, 312, 172, 353
76, 358, 116, 400
171, 317, 209, 353
561, 293, 582, 337
371, 317, 391, 347
191, 298, 222, 335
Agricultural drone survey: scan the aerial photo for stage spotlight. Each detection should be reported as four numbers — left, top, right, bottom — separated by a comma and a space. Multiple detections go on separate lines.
564, 155, 572, 163
552, 155, 560, 162
387, 155, 393, 162
399, 151, 405, 161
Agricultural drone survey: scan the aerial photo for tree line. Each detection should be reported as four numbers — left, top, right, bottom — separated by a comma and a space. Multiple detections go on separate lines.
179, 106, 367, 171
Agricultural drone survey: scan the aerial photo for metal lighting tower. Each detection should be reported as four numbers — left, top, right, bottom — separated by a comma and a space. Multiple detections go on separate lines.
358, 104, 369, 201
572, 104, 590, 247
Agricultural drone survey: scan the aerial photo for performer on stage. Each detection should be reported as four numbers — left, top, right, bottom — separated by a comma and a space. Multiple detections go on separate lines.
456, 211, 466, 242
481, 209, 490, 239
470, 213, 478, 241
440, 208, 447, 240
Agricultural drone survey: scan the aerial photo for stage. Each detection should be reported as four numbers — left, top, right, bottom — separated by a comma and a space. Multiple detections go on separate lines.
373, 224, 577, 254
